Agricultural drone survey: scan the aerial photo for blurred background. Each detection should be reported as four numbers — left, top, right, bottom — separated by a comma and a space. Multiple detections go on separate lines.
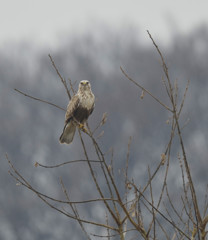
1, 0, 208, 239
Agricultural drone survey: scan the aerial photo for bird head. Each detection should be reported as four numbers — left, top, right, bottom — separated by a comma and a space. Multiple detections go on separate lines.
79, 80, 91, 91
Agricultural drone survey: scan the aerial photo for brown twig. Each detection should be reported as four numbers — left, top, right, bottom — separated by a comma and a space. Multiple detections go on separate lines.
77, 130, 120, 226
14, 88, 65, 111
120, 66, 173, 112
131, 182, 191, 240
60, 178, 91, 240
146, 166, 156, 238
36, 159, 102, 168
147, 30, 202, 239
6, 154, 118, 231
9, 33, 204, 240
48, 54, 71, 99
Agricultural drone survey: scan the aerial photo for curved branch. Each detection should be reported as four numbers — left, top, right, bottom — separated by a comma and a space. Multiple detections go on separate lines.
36, 159, 102, 168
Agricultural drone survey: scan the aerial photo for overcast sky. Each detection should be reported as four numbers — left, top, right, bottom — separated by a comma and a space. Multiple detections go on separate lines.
1, 0, 208, 48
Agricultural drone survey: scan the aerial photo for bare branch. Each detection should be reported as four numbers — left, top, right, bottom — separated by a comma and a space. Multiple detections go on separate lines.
8, 32, 205, 240
35, 159, 102, 168
60, 178, 91, 240
14, 88, 65, 111
6, 155, 118, 231
48, 54, 71, 99
147, 30, 202, 238
120, 66, 173, 112
132, 182, 191, 240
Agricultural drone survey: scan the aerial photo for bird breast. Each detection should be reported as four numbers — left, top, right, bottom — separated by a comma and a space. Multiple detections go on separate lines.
79, 92, 94, 110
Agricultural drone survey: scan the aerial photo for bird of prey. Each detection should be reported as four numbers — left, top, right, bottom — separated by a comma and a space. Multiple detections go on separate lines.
59, 80, 95, 144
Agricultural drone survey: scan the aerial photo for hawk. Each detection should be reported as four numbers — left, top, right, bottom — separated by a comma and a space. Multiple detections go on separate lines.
59, 80, 95, 144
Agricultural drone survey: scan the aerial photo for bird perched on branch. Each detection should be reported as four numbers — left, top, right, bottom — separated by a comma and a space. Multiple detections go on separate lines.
59, 80, 95, 144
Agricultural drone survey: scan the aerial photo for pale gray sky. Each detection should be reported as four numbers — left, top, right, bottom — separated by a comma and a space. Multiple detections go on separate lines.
1, 0, 208, 48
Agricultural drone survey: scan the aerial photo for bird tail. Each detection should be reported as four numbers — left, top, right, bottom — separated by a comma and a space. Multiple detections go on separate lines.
59, 121, 76, 144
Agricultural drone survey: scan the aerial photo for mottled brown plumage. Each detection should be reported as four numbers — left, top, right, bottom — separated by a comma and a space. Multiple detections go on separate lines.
59, 80, 95, 144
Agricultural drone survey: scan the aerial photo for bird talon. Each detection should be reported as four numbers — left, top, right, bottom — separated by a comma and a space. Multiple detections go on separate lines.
78, 124, 88, 133
82, 128, 88, 133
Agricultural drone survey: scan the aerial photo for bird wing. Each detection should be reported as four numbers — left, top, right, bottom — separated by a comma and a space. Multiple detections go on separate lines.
65, 95, 80, 123
89, 101, 95, 115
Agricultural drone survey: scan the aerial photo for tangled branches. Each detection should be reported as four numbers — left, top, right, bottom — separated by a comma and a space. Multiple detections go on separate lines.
7, 32, 208, 240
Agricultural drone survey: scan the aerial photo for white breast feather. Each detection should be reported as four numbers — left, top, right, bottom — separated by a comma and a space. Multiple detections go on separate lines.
80, 92, 95, 110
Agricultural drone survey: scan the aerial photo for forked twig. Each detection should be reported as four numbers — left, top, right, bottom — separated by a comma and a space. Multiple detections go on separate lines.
6, 154, 118, 231
8, 34, 205, 240
120, 66, 173, 112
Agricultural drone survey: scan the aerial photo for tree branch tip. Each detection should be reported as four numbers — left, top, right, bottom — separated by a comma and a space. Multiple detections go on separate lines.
34, 162, 39, 167
120, 66, 125, 73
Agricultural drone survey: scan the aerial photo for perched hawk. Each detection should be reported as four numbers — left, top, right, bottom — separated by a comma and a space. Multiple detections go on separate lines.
59, 80, 95, 144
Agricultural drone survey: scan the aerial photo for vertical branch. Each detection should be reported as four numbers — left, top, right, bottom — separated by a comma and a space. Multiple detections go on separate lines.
105, 212, 110, 240
125, 137, 132, 184
147, 30, 202, 238
203, 185, 208, 218
48, 54, 71, 100
87, 131, 148, 238
77, 130, 120, 226
60, 178, 92, 240
125, 137, 132, 206
147, 166, 156, 239
87, 126, 122, 221
110, 148, 115, 178
68, 78, 77, 95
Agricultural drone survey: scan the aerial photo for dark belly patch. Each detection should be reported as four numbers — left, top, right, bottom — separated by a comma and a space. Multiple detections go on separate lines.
74, 107, 90, 123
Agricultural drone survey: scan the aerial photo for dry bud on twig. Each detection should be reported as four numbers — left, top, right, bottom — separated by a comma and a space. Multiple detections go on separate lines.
97, 130, 104, 139
166, 119, 170, 124
161, 153, 166, 165
140, 90, 145, 99
126, 182, 132, 190
34, 162, 39, 167
100, 112, 108, 126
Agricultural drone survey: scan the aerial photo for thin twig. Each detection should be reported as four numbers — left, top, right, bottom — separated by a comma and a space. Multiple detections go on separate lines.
68, 78, 77, 95
60, 178, 91, 240
165, 184, 186, 226
14, 88, 65, 111
36, 159, 102, 168
120, 66, 172, 112
48, 54, 71, 99
6, 155, 118, 231
147, 166, 156, 238
147, 30, 202, 239
203, 184, 208, 218
87, 129, 148, 238
178, 79, 190, 117
77, 130, 120, 226
133, 183, 191, 240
